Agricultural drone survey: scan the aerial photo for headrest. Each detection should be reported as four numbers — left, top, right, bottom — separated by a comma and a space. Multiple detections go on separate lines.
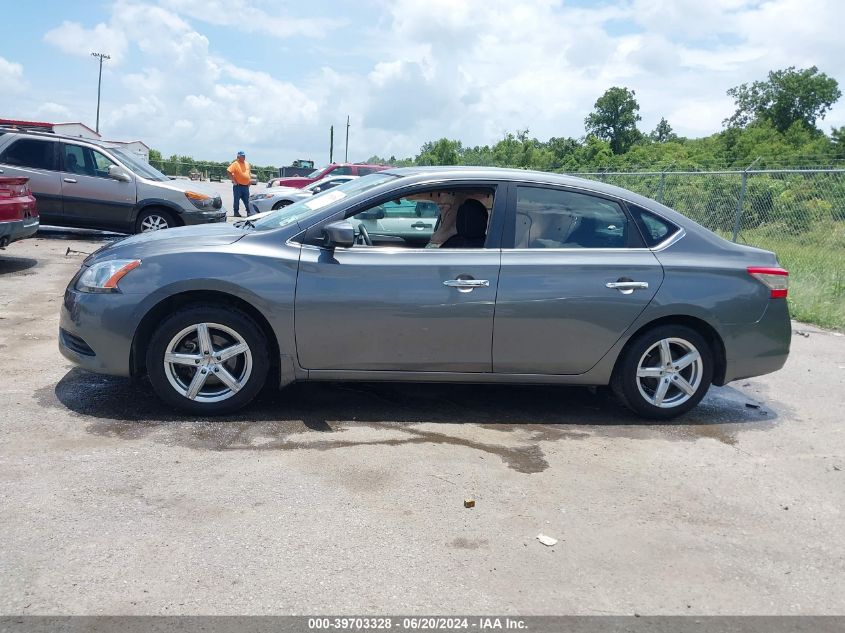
455, 199, 488, 239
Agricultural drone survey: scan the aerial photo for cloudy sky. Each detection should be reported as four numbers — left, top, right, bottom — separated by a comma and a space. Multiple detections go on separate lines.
1, 0, 843, 166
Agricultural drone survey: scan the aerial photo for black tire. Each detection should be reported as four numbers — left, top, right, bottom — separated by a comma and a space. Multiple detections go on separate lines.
146, 304, 269, 415
611, 324, 713, 420
135, 207, 175, 234
271, 200, 293, 210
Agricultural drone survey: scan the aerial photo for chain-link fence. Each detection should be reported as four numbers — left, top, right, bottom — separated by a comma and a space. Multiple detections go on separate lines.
570, 169, 845, 330
147, 159, 279, 183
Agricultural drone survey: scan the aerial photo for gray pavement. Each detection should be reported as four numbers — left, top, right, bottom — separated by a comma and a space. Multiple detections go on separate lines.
0, 230, 843, 615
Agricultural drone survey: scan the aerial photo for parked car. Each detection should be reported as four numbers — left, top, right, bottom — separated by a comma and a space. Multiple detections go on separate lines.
0, 176, 39, 247
268, 162, 389, 189
59, 167, 791, 419
0, 129, 225, 234
248, 175, 357, 215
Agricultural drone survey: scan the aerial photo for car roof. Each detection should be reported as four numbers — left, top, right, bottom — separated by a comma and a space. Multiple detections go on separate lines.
377, 165, 701, 230
0, 127, 116, 150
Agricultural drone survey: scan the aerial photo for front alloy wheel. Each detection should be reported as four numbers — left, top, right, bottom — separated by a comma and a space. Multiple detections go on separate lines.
164, 322, 253, 403
612, 325, 713, 419
146, 305, 269, 414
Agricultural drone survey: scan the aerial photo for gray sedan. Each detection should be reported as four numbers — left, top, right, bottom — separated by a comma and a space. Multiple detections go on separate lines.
59, 167, 791, 419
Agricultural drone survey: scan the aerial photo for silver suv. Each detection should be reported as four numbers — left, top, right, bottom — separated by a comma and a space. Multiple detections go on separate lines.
0, 129, 225, 233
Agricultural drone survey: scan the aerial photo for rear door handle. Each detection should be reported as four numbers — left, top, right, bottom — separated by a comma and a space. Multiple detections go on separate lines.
63, 178, 77, 184
444, 278, 490, 293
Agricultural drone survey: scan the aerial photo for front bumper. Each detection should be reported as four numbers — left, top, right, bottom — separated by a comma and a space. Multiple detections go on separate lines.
182, 210, 228, 226
0, 216, 39, 245
59, 286, 138, 376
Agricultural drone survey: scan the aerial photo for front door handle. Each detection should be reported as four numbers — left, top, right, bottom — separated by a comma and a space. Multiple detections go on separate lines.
444, 278, 490, 293
606, 280, 649, 295
63, 178, 77, 184
411, 222, 431, 230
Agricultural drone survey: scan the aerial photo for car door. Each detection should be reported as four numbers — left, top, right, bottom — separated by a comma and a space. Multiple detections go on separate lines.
493, 184, 664, 375
60, 143, 136, 232
294, 184, 505, 373
0, 137, 63, 224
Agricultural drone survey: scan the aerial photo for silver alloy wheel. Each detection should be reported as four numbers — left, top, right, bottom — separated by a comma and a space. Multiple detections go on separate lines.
635, 337, 704, 409
163, 322, 253, 403
140, 214, 169, 232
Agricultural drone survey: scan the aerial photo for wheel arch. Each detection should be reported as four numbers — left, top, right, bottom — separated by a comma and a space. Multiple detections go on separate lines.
612, 315, 727, 386
130, 290, 280, 379
134, 200, 185, 227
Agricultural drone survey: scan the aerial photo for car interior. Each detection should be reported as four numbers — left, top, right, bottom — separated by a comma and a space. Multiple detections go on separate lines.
347, 187, 496, 248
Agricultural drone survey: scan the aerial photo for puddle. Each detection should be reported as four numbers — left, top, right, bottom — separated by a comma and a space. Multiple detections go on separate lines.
36, 368, 781, 474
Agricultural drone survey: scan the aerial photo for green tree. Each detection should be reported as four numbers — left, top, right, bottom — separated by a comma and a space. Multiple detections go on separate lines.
584, 87, 642, 154
416, 138, 462, 165
831, 126, 845, 159
725, 66, 841, 133
650, 117, 677, 143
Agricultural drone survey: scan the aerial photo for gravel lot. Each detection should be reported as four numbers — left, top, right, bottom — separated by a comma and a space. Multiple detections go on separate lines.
0, 228, 843, 615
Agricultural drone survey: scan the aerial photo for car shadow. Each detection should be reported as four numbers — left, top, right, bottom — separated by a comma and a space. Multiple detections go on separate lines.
40, 367, 778, 470
0, 255, 38, 275
36, 226, 123, 243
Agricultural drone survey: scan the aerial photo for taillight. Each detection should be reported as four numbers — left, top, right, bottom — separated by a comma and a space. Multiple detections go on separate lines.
748, 266, 788, 298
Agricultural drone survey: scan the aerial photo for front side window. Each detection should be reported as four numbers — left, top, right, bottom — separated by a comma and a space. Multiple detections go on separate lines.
514, 186, 629, 249
345, 188, 495, 249
0, 139, 58, 170
333, 166, 353, 176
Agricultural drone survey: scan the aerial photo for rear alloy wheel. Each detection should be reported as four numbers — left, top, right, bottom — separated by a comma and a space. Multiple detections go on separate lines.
146, 305, 269, 414
271, 200, 293, 210
136, 208, 173, 233
612, 325, 713, 419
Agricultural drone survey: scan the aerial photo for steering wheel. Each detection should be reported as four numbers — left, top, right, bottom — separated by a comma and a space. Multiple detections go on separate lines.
358, 224, 373, 246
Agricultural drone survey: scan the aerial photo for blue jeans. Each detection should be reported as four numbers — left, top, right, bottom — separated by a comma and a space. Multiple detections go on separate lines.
232, 183, 250, 216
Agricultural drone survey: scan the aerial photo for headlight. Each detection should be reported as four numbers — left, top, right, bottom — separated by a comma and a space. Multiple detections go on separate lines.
250, 193, 272, 200
185, 191, 214, 209
76, 260, 141, 293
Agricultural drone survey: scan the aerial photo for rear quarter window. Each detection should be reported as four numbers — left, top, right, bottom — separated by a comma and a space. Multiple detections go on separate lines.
627, 204, 680, 247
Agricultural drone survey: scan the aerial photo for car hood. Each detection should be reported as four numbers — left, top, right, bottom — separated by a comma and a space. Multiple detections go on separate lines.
84, 223, 246, 265
151, 179, 220, 197
271, 177, 311, 186
262, 185, 302, 195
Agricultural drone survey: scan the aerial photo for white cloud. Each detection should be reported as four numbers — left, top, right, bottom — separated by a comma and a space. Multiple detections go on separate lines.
0, 56, 26, 94
160, 0, 341, 39
43, 20, 128, 64
34, 0, 845, 163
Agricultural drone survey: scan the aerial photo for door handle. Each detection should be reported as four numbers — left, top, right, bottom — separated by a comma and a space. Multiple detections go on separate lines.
411, 222, 431, 230
606, 280, 649, 295
63, 178, 77, 184
444, 278, 490, 293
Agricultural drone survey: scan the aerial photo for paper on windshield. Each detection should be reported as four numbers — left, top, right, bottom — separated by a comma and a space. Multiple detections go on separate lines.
304, 189, 345, 210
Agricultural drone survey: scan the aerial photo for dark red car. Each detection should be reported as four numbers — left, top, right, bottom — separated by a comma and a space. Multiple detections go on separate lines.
267, 162, 390, 189
0, 176, 39, 248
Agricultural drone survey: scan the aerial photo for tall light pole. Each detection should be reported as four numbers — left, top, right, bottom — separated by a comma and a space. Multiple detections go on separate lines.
344, 115, 350, 162
91, 52, 110, 134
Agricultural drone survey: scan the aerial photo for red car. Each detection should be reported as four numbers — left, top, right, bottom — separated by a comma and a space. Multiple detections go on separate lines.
267, 162, 390, 189
0, 176, 39, 248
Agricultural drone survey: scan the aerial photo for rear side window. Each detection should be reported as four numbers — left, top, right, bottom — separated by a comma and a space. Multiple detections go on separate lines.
628, 204, 680, 247
357, 166, 377, 176
514, 186, 629, 249
0, 139, 58, 170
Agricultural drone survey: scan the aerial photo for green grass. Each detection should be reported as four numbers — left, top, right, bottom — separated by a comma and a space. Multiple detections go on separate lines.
737, 222, 845, 330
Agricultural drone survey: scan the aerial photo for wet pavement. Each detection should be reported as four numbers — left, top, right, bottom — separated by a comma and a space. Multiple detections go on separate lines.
0, 229, 843, 615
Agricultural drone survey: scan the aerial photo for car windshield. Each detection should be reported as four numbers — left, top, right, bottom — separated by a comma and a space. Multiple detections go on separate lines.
307, 166, 328, 178
111, 148, 170, 182
251, 172, 397, 231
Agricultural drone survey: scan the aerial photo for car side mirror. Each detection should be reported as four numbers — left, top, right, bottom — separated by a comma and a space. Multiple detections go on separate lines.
356, 206, 385, 220
323, 220, 355, 249
108, 165, 132, 182
311, 186, 322, 194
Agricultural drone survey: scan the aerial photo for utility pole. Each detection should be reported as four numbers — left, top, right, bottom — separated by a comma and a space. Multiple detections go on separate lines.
344, 115, 350, 162
91, 52, 111, 134
329, 125, 334, 163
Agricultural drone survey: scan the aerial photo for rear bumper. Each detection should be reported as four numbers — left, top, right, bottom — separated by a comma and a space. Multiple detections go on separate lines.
0, 216, 39, 245
721, 298, 791, 384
